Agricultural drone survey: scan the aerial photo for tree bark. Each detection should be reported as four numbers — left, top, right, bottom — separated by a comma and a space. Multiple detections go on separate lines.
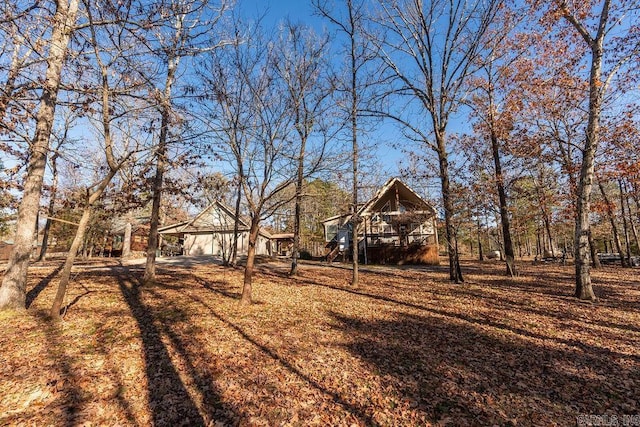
436, 131, 463, 283
564, 0, 610, 301
122, 222, 132, 258
50, 207, 92, 319
477, 218, 484, 261
490, 130, 516, 276
144, 51, 179, 283
543, 212, 555, 258
37, 154, 60, 262
625, 186, 640, 256
230, 179, 242, 266
535, 178, 555, 258
143, 141, 166, 283
618, 179, 632, 266
0, 27, 30, 123
241, 217, 260, 305
289, 164, 304, 276
598, 180, 626, 267
48, 151, 119, 319
0, 0, 79, 311
349, 0, 359, 288
589, 230, 601, 268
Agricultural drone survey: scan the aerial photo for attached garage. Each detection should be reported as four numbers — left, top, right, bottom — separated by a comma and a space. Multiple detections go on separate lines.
159, 201, 272, 257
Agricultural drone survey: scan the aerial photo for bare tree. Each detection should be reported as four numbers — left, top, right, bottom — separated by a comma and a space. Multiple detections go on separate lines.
0, 6, 42, 126
198, 19, 300, 303
49, 0, 145, 319
141, 0, 230, 284
36, 116, 75, 262
314, 0, 376, 287
236, 31, 300, 305
272, 22, 333, 276
196, 16, 259, 267
370, 0, 501, 283
0, 0, 80, 311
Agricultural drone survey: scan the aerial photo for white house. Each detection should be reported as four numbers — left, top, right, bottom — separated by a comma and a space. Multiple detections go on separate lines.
159, 201, 272, 257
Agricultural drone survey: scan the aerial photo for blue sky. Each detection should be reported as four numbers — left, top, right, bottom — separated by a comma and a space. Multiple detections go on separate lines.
235, 0, 411, 181
237, 0, 319, 28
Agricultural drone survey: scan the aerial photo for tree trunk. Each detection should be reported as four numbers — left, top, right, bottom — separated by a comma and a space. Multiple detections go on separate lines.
0, 29, 28, 122
122, 222, 132, 258
350, 33, 359, 288
241, 218, 260, 305
489, 131, 516, 276
630, 218, 640, 257
50, 207, 93, 319
143, 142, 166, 284
290, 196, 302, 275
0, 0, 79, 311
477, 218, 484, 261
143, 10, 182, 282
230, 179, 242, 266
618, 179, 632, 266
598, 180, 626, 267
436, 131, 463, 283
589, 230, 601, 268
567, 4, 610, 301
626, 188, 640, 256
37, 154, 60, 262
38, 213, 53, 263
543, 213, 555, 258
536, 182, 554, 258
144, 59, 178, 283
290, 145, 306, 276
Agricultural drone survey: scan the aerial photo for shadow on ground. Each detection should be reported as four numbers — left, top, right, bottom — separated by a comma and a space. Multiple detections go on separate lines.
114, 268, 239, 426
330, 310, 639, 425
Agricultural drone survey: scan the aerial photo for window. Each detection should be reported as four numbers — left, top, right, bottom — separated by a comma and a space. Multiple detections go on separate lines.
325, 224, 338, 241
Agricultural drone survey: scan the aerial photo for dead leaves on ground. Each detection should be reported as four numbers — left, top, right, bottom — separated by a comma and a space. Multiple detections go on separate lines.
1, 260, 639, 426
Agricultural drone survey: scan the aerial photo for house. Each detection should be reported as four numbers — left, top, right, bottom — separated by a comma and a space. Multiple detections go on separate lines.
322, 178, 439, 265
270, 233, 295, 256
0, 240, 13, 260
159, 201, 273, 257
111, 222, 150, 257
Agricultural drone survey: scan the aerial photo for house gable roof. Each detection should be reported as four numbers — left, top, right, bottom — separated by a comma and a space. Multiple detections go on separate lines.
357, 178, 436, 217
159, 201, 275, 239
319, 178, 436, 225
158, 221, 189, 234
159, 201, 248, 235
182, 200, 248, 232
320, 213, 351, 225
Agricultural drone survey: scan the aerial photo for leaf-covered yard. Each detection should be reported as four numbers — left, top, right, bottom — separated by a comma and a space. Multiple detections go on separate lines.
1, 258, 639, 426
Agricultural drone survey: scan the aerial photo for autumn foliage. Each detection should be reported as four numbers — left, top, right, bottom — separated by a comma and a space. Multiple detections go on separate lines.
1, 259, 638, 426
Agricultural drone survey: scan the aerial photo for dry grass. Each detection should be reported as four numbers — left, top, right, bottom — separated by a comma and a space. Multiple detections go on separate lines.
1, 258, 639, 426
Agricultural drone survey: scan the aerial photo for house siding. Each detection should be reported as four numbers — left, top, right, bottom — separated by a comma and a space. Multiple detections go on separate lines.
183, 231, 271, 257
